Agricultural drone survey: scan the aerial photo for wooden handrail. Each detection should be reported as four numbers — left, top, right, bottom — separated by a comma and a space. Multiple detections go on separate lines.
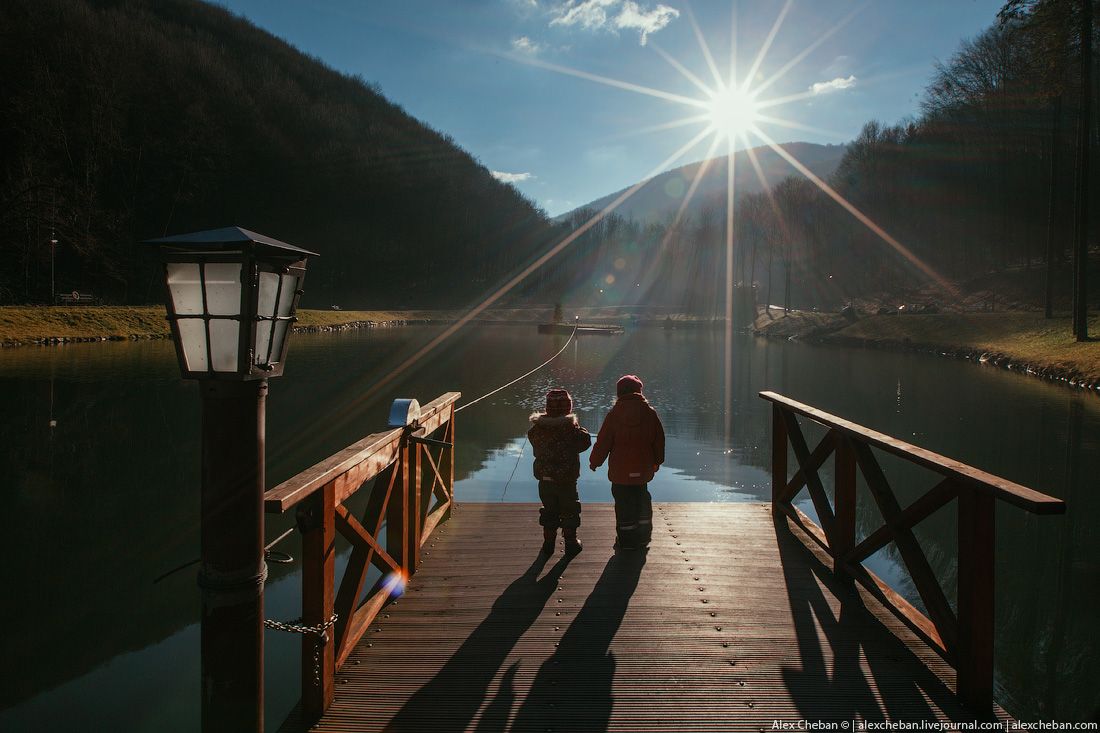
264, 391, 461, 513
760, 391, 1065, 514
761, 390, 1064, 716
265, 391, 459, 725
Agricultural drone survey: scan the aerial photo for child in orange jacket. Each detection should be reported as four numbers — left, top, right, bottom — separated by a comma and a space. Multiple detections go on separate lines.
589, 375, 665, 550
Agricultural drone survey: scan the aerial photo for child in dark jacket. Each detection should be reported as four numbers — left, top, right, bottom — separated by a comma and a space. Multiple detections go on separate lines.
528, 388, 592, 556
589, 374, 665, 550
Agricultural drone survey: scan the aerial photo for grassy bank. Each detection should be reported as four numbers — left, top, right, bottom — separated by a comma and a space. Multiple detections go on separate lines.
0, 304, 687, 346
0, 306, 431, 346
756, 309, 1100, 386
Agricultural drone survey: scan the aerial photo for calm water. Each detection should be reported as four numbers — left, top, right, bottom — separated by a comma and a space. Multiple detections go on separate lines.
1, 324, 1097, 729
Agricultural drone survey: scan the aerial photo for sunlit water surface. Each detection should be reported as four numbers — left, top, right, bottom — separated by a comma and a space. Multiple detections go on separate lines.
1, 324, 1097, 728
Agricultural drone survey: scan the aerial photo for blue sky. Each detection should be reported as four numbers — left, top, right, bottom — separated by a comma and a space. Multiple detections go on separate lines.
218, 0, 1005, 216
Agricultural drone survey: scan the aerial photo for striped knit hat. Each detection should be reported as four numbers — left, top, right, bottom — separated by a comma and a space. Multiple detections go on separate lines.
545, 388, 573, 417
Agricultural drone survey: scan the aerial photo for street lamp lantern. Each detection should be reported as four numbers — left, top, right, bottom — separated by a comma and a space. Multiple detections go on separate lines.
145, 227, 317, 380
144, 227, 317, 733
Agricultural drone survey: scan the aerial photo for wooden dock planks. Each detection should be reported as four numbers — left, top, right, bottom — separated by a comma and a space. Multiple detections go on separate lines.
282, 503, 1010, 732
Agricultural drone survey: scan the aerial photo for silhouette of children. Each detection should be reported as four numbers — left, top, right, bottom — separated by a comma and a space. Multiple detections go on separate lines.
589, 374, 665, 550
528, 388, 592, 556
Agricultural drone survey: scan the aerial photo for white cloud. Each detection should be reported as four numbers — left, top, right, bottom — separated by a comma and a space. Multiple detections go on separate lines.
613, 1, 678, 46
810, 75, 857, 95
549, 0, 677, 45
511, 36, 544, 55
492, 170, 535, 184
550, 0, 618, 30
508, 0, 540, 16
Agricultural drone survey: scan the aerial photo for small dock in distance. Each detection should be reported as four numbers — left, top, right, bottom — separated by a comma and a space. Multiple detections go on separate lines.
537, 322, 624, 335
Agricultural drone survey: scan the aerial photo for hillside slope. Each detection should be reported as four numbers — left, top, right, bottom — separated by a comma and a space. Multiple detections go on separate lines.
0, 0, 553, 307
565, 142, 845, 223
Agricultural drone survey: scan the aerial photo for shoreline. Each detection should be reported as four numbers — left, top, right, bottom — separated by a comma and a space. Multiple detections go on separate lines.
0, 306, 433, 348
6, 305, 1099, 394
753, 309, 1100, 393
0, 304, 691, 348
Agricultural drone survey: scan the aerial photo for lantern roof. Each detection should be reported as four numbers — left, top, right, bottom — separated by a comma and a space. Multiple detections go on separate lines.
143, 227, 318, 257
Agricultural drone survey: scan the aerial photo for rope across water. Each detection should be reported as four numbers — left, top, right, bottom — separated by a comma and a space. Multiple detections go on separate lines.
454, 322, 579, 414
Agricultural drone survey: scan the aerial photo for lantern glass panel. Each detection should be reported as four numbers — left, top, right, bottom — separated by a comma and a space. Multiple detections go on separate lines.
265, 273, 300, 363
208, 319, 240, 372
255, 271, 279, 366
166, 263, 203, 315
277, 273, 297, 317
204, 262, 243, 316
177, 318, 208, 372
269, 320, 291, 364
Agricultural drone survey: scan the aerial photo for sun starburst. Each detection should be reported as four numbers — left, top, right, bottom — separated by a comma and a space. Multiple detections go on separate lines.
706, 85, 759, 138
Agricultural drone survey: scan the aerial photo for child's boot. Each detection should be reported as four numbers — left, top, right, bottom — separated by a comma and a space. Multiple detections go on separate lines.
541, 527, 557, 556
563, 528, 583, 556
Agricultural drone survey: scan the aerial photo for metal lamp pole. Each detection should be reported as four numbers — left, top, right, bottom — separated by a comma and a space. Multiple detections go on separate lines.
199, 379, 268, 733
49, 232, 57, 304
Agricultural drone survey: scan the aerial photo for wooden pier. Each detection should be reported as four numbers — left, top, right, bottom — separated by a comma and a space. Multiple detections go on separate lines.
265, 391, 1064, 731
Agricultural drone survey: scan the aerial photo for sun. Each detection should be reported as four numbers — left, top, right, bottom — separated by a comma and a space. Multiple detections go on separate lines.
706, 85, 758, 138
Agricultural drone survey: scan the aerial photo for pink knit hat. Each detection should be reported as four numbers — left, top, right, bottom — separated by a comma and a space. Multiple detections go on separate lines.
616, 374, 643, 396
545, 388, 573, 417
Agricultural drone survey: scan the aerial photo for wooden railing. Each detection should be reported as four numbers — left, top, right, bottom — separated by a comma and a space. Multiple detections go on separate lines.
760, 391, 1064, 714
264, 391, 459, 721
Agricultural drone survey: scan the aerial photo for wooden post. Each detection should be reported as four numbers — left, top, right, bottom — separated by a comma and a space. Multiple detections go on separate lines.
771, 403, 788, 512
445, 408, 455, 520
956, 487, 996, 714
408, 437, 422, 573
833, 431, 857, 577
386, 438, 410, 574
299, 480, 335, 721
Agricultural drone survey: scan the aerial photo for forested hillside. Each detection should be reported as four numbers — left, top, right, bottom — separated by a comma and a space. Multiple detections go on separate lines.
0, 0, 554, 307
566, 142, 845, 225
731, 0, 1098, 314
540, 1, 1097, 318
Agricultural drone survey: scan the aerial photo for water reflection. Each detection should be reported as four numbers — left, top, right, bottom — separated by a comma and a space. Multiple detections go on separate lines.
0, 325, 1097, 727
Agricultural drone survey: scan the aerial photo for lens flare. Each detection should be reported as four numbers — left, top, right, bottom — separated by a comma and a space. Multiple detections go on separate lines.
381, 571, 407, 598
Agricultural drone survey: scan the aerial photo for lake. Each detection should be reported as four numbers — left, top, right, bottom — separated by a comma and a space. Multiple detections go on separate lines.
1, 323, 1096, 729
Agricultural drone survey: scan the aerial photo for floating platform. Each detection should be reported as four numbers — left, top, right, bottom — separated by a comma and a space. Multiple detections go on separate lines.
538, 323, 624, 336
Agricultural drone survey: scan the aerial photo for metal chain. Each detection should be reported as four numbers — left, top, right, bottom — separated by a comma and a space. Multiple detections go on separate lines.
264, 613, 338, 687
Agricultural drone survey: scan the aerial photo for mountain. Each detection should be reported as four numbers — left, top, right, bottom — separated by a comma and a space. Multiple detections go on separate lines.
565, 142, 846, 224
0, 0, 553, 308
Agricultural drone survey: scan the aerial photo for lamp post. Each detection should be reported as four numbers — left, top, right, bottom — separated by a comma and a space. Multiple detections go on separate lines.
49, 231, 58, 305
145, 227, 316, 733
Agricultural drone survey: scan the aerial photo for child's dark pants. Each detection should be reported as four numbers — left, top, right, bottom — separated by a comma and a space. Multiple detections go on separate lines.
538, 480, 581, 529
611, 483, 652, 547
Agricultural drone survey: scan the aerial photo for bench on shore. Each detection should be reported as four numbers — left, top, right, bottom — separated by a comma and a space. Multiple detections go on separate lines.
56, 292, 98, 305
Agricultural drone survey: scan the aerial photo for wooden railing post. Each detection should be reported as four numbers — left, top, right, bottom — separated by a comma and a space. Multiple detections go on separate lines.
956, 487, 996, 714
409, 436, 422, 574
833, 431, 857, 577
445, 407, 456, 520
387, 437, 410, 575
298, 480, 335, 720
771, 403, 788, 512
